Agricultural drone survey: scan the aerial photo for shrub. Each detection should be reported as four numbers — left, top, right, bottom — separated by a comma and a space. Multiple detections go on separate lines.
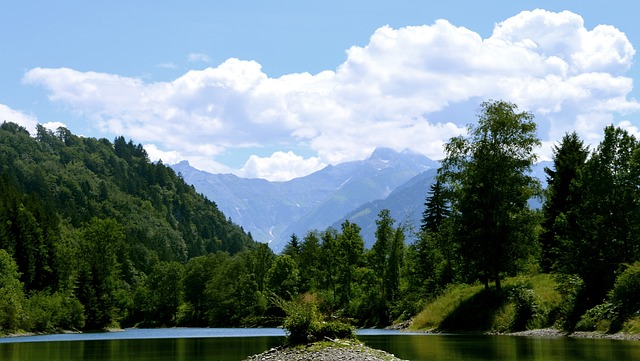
273, 293, 354, 345
611, 262, 640, 317
575, 302, 618, 332
553, 274, 585, 331
509, 284, 540, 331
25, 292, 85, 332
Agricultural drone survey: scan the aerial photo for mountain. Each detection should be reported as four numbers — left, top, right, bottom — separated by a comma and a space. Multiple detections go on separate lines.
172, 148, 439, 251
332, 168, 438, 248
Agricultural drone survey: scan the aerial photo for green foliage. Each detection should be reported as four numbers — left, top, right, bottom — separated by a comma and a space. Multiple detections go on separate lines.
557, 126, 640, 307
508, 284, 540, 331
539, 132, 588, 272
575, 302, 618, 332
440, 100, 541, 291
146, 261, 184, 326
267, 255, 300, 300
421, 178, 450, 234
411, 275, 562, 333
610, 262, 640, 317
0, 249, 25, 332
0, 122, 255, 331
24, 292, 85, 332
273, 293, 354, 345
553, 274, 585, 331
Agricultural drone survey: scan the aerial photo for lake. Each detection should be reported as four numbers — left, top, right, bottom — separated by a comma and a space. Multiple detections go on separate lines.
1, 328, 639, 361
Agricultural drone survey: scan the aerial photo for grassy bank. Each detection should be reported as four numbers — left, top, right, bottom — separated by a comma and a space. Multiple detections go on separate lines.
409, 273, 640, 336
409, 274, 563, 333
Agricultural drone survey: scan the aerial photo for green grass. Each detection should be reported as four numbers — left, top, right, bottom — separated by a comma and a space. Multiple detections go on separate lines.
622, 316, 640, 333
410, 274, 562, 333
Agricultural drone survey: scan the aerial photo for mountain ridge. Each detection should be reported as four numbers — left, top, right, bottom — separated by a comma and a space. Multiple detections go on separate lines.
172, 147, 438, 251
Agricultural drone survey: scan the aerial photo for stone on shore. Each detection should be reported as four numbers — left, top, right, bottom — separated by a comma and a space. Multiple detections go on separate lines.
243, 339, 407, 361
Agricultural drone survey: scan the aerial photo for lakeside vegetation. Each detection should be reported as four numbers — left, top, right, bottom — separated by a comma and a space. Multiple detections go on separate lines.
2, 99, 640, 339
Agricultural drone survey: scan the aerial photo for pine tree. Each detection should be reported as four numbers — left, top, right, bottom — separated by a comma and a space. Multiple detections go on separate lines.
539, 132, 588, 272
421, 177, 450, 234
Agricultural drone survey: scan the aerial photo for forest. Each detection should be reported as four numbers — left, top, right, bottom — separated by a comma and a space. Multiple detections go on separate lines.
2, 99, 640, 335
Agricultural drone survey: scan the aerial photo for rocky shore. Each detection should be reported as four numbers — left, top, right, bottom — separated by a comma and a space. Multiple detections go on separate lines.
243, 339, 407, 361
507, 328, 640, 341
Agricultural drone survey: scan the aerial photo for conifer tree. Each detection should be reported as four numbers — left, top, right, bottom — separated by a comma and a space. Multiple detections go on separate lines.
539, 132, 588, 272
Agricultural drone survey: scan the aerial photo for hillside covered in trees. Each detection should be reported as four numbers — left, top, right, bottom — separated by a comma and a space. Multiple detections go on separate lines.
0, 122, 254, 332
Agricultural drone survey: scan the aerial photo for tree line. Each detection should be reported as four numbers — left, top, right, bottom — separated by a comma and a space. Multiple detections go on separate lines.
2, 98, 640, 334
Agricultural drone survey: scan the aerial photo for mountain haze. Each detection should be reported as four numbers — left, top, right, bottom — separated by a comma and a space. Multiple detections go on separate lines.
172, 148, 438, 251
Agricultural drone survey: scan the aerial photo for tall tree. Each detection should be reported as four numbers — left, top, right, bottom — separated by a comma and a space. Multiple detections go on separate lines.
76, 218, 123, 329
369, 209, 405, 324
371, 210, 394, 302
539, 132, 588, 272
421, 177, 450, 234
282, 233, 301, 265
266, 255, 300, 300
299, 231, 322, 292
319, 228, 339, 304
440, 100, 541, 292
0, 249, 25, 331
147, 261, 184, 325
335, 220, 364, 308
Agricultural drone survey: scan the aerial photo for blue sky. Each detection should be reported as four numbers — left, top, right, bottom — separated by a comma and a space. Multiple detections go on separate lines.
1, 1, 639, 180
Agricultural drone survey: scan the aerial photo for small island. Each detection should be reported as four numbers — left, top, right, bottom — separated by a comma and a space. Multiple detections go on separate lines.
244, 339, 405, 361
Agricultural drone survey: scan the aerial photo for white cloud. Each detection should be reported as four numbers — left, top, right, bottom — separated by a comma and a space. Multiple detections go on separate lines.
187, 52, 211, 63
0, 104, 39, 134
23, 9, 640, 180
238, 151, 326, 181
42, 121, 67, 131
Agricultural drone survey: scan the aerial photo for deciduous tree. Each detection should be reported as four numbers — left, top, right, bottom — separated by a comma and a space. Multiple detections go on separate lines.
440, 100, 540, 292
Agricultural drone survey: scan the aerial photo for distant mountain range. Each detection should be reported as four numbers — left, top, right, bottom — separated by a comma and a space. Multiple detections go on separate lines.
172, 148, 550, 251
172, 148, 438, 251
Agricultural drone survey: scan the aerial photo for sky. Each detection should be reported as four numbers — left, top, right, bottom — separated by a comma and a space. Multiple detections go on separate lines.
1, 1, 639, 181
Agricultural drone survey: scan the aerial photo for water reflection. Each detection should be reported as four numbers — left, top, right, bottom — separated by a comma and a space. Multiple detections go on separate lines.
0, 336, 284, 361
359, 334, 640, 361
2, 331, 640, 361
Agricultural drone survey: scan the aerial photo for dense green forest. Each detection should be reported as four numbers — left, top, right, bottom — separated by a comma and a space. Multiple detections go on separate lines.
2, 99, 640, 336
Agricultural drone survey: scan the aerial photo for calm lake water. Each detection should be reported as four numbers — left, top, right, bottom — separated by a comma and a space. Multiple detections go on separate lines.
1, 328, 640, 361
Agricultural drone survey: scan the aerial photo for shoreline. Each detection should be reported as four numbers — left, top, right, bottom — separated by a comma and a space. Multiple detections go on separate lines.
504, 328, 640, 341
405, 327, 640, 341
3, 326, 639, 342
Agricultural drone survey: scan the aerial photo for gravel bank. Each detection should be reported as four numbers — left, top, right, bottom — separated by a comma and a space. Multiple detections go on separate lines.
506, 328, 640, 341
243, 339, 407, 361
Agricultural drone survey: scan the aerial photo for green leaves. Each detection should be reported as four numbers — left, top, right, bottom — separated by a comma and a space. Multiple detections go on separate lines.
440, 100, 541, 291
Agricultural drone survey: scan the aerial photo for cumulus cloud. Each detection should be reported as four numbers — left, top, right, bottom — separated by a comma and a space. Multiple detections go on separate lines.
42, 121, 68, 131
0, 104, 39, 134
238, 151, 326, 181
22, 9, 639, 180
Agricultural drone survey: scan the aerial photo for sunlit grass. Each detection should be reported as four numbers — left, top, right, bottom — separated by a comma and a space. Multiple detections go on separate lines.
410, 274, 562, 332
410, 283, 484, 330
622, 316, 640, 333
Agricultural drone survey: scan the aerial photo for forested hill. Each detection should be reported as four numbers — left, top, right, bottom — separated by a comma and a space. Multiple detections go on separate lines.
0, 121, 254, 330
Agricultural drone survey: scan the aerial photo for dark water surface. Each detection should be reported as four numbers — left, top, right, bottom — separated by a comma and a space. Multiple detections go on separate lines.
1, 329, 639, 361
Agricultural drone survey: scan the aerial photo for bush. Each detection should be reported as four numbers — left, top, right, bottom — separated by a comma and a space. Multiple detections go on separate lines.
273, 293, 354, 345
25, 292, 85, 332
554, 274, 585, 331
575, 302, 618, 332
509, 284, 540, 331
611, 262, 640, 317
